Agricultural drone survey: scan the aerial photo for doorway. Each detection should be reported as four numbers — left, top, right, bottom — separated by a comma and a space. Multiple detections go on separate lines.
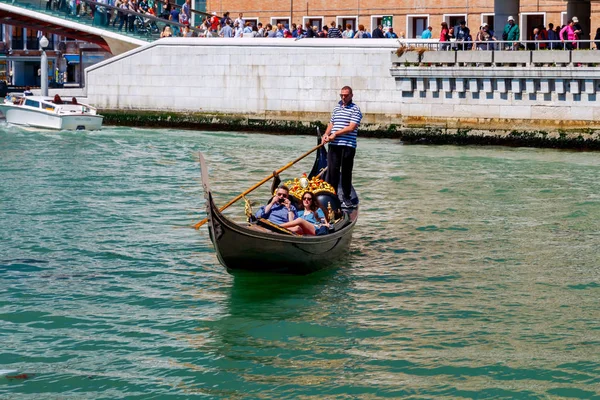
408, 15, 428, 38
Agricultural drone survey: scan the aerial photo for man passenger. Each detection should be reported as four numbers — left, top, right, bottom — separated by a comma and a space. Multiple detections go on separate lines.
256, 185, 298, 224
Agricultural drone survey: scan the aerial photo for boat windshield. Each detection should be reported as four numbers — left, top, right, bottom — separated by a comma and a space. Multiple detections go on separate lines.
24, 99, 41, 108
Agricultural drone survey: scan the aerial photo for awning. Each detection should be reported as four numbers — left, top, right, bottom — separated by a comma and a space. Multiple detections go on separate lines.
64, 54, 80, 64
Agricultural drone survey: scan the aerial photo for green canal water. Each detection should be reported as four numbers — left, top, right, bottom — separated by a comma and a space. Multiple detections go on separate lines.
1, 126, 599, 399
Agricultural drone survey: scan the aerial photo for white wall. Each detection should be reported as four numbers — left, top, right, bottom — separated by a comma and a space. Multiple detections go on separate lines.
86, 38, 401, 118
85, 38, 600, 126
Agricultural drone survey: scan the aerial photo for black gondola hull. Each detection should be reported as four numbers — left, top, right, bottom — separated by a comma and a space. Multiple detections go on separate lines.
206, 192, 358, 275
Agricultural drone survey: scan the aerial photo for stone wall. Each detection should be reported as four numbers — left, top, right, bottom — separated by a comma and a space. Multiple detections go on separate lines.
86, 38, 401, 122
86, 38, 600, 146
390, 49, 600, 127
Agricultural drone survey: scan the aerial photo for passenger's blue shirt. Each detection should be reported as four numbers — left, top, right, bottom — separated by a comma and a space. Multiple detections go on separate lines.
298, 208, 325, 225
421, 29, 432, 39
256, 203, 297, 225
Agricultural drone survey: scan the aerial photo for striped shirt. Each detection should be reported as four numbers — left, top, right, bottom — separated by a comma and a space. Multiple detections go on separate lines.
328, 27, 343, 38
330, 101, 362, 148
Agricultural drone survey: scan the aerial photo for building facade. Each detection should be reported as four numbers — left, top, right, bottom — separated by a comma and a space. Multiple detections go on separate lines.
206, 0, 598, 42
0, 24, 109, 89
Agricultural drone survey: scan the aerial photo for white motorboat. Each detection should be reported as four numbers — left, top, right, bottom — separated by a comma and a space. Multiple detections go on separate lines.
0, 94, 103, 131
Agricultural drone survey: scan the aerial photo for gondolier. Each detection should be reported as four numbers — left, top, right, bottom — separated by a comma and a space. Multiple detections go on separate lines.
322, 86, 362, 208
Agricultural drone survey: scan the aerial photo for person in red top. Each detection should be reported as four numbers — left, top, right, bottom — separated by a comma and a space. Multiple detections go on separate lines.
209, 12, 220, 37
440, 21, 450, 50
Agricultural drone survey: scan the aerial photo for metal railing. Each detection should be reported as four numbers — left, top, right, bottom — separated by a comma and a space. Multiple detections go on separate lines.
395, 39, 599, 52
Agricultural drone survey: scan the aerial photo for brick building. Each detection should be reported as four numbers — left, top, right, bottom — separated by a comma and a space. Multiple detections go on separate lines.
205, 0, 598, 42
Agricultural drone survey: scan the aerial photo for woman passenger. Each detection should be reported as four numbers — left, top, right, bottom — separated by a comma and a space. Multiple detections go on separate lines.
280, 192, 329, 235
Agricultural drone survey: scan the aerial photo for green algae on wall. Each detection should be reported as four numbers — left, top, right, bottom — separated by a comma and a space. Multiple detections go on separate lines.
100, 110, 600, 150
101, 110, 328, 136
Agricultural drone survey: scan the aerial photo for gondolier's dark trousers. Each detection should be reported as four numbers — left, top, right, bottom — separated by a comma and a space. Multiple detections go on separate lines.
327, 144, 355, 201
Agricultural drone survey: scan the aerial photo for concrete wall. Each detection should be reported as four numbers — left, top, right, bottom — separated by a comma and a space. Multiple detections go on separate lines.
390, 49, 600, 125
86, 38, 600, 133
86, 38, 402, 122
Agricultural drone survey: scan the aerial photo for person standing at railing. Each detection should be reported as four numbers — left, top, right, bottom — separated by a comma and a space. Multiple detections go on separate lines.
220, 19, 233, 37
454, 20, 470, 50
354, 25, 369, 39
105, 0, 115, 26
535, 25, 548, 50
440, 22, 450, 50
475, 23, 495, 51
112, 0, 121, 26
342, 24, 354, 39
560, 20, 577, 50
547, 23, 559, 49
118, 0, 128, 30
169, 4, 179, 36
180, 0, 190, 26
234, 13, 244, 31
572, 17, 583, 49
160, 1, 171, 19
209, 12, 220, 37
502, 16, 520, 50
372, 24, 384, 39
385, 27, 398, 39
421, 26, 432, 39
328, 21, 342, 38
220, 12, 231, 28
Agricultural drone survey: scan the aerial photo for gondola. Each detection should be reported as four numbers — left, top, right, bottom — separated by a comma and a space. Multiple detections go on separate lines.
199, 143, 359, 275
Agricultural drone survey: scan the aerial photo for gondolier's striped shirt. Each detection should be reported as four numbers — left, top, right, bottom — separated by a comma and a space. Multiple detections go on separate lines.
330, 101, 362, 148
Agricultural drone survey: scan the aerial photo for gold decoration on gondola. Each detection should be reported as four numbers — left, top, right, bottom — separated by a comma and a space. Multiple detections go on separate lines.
280, 173, 336, 199
242, 195, 253, 222
327, 202, 335, 222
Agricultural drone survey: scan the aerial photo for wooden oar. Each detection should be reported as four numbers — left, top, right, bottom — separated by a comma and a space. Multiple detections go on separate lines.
194, 142, 325, 230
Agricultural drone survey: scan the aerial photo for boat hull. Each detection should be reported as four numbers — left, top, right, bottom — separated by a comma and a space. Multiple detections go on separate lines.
0, 105, 103, 130
206, 193, 357, 275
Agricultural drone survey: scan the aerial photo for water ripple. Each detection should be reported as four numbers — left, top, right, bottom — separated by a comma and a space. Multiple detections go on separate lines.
1, 128, 599, 398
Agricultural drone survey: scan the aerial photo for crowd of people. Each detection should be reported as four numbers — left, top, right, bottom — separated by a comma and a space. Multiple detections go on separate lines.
431, 15, 593, 51
162, 13, 404, 39
47, 0, 599, 49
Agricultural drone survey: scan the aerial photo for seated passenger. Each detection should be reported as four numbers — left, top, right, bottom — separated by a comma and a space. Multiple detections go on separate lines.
280, 191, 329, 235
255, 184, 297, 225
23, 86, 33, 96
53, 94, 63, 104
71, 97, 78, 104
